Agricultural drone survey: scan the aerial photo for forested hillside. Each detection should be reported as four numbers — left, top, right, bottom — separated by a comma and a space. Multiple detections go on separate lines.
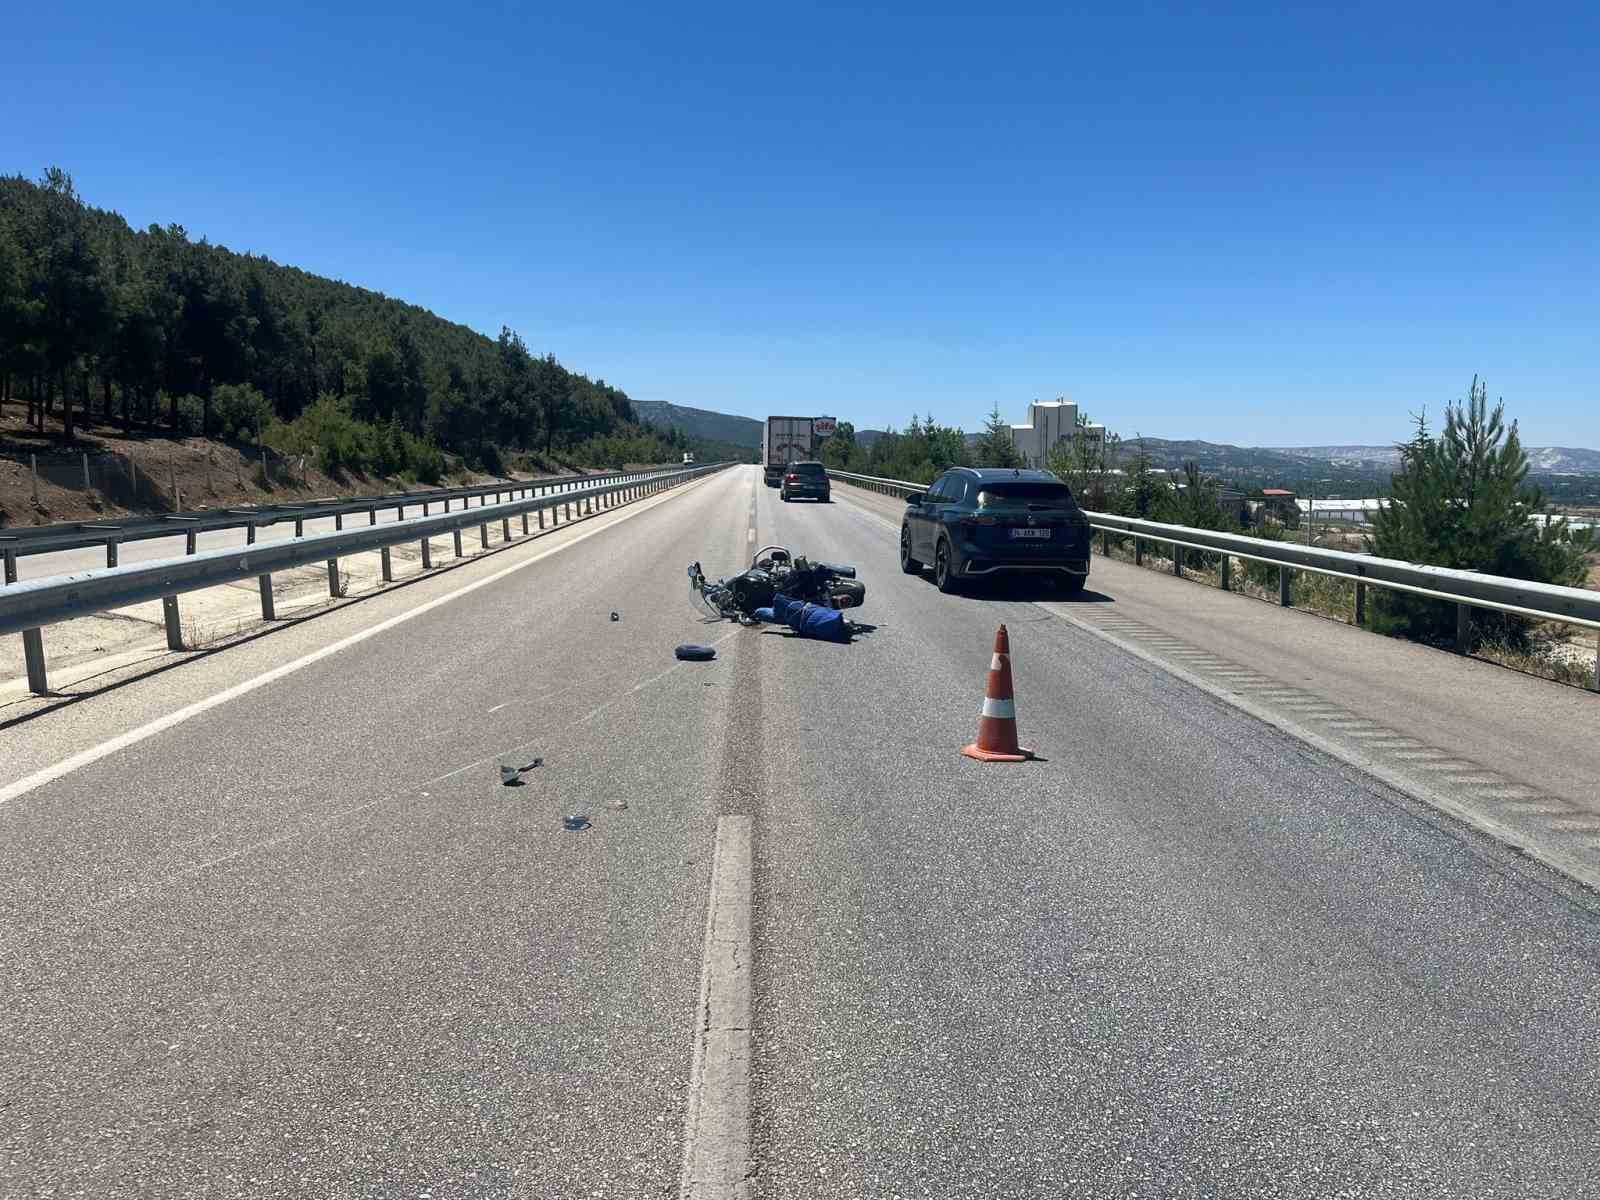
633, 400, 762, 448
0, 169, 709, 477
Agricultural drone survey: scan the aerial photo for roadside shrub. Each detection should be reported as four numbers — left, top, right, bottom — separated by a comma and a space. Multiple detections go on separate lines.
211, 383, 272, 442
263, 392, 445, 481
171, 393, 205, 435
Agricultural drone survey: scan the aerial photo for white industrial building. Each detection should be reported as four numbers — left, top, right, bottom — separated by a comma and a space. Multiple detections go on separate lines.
1008, 398, 1106, 468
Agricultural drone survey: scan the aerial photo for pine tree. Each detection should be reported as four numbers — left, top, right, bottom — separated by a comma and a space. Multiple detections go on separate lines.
1370, 379, 1588, 649
1116, 436, 1172, 519
975, 403, 1021, 468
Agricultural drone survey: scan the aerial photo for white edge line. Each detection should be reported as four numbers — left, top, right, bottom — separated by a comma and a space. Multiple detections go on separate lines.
0, 475, 718, 808
1039, 602, 1600, 894
829, 479, 1600, 891
680, 814, 754, 1199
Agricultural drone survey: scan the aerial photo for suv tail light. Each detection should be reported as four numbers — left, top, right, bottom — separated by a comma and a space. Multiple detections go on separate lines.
786, 473, 799, 482
961, 514, 999, 526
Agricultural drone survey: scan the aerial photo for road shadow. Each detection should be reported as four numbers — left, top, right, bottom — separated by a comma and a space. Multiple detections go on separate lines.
759, 620, 879, 643
923, 575, 1115, 603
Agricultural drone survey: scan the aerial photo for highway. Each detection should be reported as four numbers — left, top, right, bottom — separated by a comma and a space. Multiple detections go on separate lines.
3, 464, 1600, 1198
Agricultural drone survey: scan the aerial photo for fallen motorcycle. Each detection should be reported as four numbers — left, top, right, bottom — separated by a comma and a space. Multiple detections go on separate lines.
688, 545, 866, 625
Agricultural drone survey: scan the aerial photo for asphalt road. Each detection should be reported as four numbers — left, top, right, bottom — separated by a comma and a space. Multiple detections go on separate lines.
4, 465, 1600, 1198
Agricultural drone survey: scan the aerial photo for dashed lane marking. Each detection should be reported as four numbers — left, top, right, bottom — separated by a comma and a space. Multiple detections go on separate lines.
679, 815, 754, 1199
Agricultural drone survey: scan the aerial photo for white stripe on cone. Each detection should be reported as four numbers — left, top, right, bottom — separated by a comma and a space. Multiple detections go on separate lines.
990, 653, 1005, 670
981, 696, 1016, 719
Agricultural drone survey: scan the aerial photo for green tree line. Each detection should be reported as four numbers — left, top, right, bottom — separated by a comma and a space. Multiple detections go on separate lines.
0, 169, 723, 477
820, 383, 1592, 656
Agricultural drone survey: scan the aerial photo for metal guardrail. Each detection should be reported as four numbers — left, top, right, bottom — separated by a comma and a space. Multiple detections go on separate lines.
0, 464, 689, 562
2, 463, 730, 695
827, 468, 1600, 690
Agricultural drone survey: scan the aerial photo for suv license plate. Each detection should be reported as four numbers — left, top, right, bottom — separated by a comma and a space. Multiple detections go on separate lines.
1010, 528, 1051, 539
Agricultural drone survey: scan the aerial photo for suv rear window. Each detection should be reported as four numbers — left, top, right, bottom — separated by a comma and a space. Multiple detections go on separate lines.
975, 482, 1075, 509
790, 463, 826, 476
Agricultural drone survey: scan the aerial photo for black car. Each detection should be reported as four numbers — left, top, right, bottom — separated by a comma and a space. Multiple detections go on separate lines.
900, 467, 1091, 593
780, 461, 832, 502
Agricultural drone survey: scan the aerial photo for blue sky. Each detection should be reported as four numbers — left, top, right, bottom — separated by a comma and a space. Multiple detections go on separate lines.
7, 1, 1598, 447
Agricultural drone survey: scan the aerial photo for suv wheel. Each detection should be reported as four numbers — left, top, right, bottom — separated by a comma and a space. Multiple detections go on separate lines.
781, 489, 791, 502
899, 526, 923, 574
934, 539, 961, 594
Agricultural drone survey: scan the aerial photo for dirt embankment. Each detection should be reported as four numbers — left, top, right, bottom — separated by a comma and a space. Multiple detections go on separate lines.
0, 412, 643, 528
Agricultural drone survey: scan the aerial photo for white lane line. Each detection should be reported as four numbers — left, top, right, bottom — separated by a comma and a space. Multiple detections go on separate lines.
0, 477, 719, 809
1038, 599, 1600, 892
487, 702, 509, 714
680, 815, 753, 1200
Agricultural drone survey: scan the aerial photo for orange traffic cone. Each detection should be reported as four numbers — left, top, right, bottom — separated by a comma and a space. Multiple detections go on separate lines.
962, 624, 1035, 762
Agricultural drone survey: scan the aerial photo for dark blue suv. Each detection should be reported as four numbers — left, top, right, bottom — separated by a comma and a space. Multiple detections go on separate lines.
900, 468, 1092, 594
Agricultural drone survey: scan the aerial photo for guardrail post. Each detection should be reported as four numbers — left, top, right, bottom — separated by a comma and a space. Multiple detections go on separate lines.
1219, 555, 1230, 591
1354, 579, 1366, 626
246, 522, 257, 545
326, 559, 340, 597
1279, 566, 1292, 607
1456, 604, 1471, 653
295, 517, 304, 538
185, 529, 197, 555
368, 506, 377, 526
1593, 634, 1599, 694
162, 596, 183, 649
1099, 529, 1109, 556
106, 537, 118, 568
1134, 536, 1143, 566
420, 538, 433, 569
501, 516, 512, 541
476, 522, 487, 549
2, 549, 15, 585
539, 506, 547, 529
380, 547, 393, 582
258, 574, 276, 620
1173, 545, 1183, 577
521, 512, 529, 535
565, 501, 573, 521
453, 529, 464, 558
23, 629, 48, 694
335, 513, 344, 531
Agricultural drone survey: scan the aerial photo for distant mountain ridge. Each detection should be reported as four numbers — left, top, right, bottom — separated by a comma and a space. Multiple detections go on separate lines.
632, 401, 763, 447
634, 400, 1600, 477
1274, 444, 1600, 474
